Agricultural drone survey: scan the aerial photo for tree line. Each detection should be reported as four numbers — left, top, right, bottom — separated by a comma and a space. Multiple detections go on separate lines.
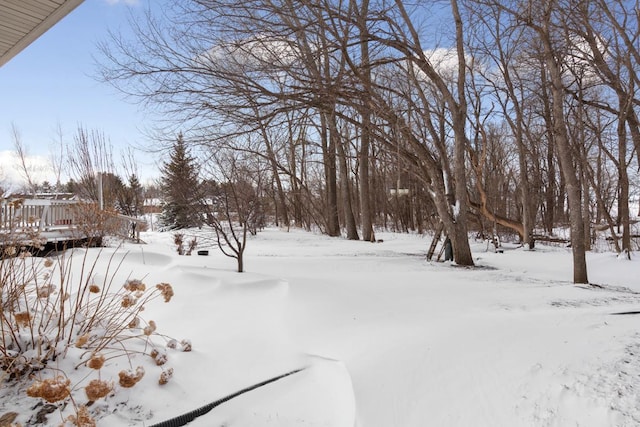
99, 0, 640, 283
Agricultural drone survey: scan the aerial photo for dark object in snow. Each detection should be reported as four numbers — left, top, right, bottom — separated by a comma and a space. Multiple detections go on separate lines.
197, 250, 209, 256
149, 368, 305, 427
31, 403, 57, 424
444, 237, 453, 261
492, 235, 503, 253
610, 311, 640, 315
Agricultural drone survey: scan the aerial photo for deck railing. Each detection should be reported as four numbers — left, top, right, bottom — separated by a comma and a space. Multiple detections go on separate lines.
0, 199, 78, 233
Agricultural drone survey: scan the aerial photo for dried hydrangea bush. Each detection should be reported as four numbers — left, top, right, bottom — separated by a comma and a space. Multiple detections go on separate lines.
0, 246, 190, 424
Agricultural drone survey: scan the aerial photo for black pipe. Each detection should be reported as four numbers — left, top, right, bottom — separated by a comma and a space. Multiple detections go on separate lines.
149, 368, 305, 427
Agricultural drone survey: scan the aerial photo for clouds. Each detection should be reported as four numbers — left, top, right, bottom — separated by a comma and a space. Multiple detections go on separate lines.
0, 150, 54, 193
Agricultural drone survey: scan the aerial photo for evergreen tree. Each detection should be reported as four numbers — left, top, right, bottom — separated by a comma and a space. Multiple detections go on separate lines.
117, 174, 144, 217
160, 134, 201, 229
128, 174, 143, 216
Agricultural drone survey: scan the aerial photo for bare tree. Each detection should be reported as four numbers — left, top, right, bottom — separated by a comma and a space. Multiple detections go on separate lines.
200, 151, 265, 272
563, 0, 638, 258
66, 126, 118, 206
481, 0, 589, 283
11, 124, 38, 195
50, 122, 66, 192
97, 0, 640, 273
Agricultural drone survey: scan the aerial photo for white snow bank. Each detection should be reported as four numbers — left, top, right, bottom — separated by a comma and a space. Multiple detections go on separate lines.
92, 244, 357, 426
3, 227, 640, 426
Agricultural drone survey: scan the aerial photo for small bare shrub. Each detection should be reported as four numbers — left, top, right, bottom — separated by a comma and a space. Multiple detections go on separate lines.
71, 202, 121, 247
173, 233, 184, 255
186, 237, 197, 255
173, 233, 197, 255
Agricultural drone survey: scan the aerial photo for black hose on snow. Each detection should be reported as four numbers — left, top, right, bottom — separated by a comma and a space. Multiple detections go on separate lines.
149, 368, 305, 427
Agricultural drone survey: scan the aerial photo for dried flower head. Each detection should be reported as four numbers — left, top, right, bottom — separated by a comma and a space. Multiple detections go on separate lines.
18, 251, 32, 259
166, 339, 178, 349
44, 258, 54, 268
121, 294, 137, 308
75, 334, 90, 348
26, 376, 71, 402
124, 279, 146, 292
37, 284, 55, 298
118, 367, 144, 388
159, 368, 174, 386
87, 353, 105, 370
180, 339, 192, 352
143, 321, 157, 336
67, 406, 96, 427
85, 379, 112, 401
4, 246, 16, 256
14, 312, 31, 328
31, 236, 46, 251
150, 349, 167, 366
128, 317, 140, 329
156, 283, 174, 303
89, 285, 100, 294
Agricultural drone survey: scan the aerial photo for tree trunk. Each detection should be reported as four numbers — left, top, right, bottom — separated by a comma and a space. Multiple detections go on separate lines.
541, 18, 588, 284
618, 116, 631, 257
357, 0, 375, 243
335, 119, 360, 240
321, 112, 340, 236
449, 0, 474, 266
263, 135, 289, 229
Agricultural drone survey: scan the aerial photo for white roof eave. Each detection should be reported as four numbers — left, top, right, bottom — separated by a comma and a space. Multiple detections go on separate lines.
0, 0, 85, 67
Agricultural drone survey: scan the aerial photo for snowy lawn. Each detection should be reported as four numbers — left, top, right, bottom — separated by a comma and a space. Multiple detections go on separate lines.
2, 228, 640, 426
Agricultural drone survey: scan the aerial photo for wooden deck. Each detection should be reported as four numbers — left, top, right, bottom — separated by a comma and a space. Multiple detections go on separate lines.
1, 198, 80, 240
1, 198, 147, 251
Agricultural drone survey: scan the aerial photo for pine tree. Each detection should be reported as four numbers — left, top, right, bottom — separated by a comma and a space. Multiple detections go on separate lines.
129, 174, 143, 217
117, 174, 144, 217
160, 134, 202, 229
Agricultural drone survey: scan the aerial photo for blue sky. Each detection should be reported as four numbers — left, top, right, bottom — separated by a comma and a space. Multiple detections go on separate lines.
0, 0, 159, 187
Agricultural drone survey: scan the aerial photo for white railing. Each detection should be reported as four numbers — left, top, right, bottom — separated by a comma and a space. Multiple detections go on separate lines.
0, 198, 78, 233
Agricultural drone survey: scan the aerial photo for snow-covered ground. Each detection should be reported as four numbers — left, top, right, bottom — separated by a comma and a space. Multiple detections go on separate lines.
2, 228, 640, 426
